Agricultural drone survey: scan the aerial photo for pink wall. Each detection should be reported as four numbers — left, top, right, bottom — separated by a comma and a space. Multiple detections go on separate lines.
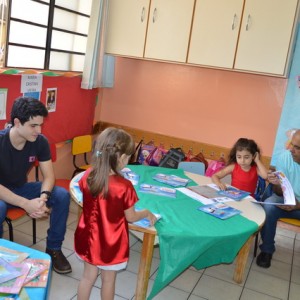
98, 57, 288, 157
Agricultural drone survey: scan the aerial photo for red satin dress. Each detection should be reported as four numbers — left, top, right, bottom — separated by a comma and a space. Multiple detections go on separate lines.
74, 169, 138, 266
231, 163, 258, 197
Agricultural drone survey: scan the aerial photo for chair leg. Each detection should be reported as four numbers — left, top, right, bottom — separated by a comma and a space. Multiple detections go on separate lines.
32, 219, 37, 244
5, 218, 14, 241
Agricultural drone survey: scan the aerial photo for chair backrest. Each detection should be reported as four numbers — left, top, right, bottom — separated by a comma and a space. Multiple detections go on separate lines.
72, 135, 92, 155
178, 161, 205, 175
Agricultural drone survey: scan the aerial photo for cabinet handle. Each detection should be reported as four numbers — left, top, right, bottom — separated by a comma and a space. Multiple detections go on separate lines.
246, 14, 251, 31
141, 7, 145, 22
152, 8, 157, 23
231, 14, 237, 30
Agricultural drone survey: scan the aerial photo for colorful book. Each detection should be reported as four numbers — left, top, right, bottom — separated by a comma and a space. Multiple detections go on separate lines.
197, 203, 242, 220
23, 259, 50, 288
139, 184, 176, 198
0, 262, 30, 294
152, 173, 190, 187
23, 259, 48, 285
0, 247, 29, 263
0, 258, 22, 284
217, 186, 250, 200
0, 288, 30, 300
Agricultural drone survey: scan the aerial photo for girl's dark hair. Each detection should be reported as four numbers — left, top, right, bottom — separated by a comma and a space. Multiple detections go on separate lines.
87, 127, 135, 197
10, 97, 48, 125
227, 138, 261, 165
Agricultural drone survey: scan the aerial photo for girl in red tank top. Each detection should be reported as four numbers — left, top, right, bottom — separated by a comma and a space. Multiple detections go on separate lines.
212, 138, 268, 197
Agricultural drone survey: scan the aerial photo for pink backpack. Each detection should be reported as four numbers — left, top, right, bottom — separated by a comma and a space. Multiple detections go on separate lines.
205, 158, 226, 177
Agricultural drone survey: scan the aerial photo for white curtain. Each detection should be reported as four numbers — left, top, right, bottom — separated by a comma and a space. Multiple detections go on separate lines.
81, 0, 115, 89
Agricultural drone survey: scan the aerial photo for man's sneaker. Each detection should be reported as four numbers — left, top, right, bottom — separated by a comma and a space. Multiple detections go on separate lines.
256, 251, 272, 268
46, 248, 72, 274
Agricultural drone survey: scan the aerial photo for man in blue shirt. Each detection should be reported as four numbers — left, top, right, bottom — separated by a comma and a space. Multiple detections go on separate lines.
257, 129, 300, 268
0, 97, 72, 274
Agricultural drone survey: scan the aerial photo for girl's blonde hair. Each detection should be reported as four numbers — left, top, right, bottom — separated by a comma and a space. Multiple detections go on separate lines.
87, 127, 135, 197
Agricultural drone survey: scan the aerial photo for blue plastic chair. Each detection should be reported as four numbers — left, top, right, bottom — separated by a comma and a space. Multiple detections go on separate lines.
178, 161, 205, 176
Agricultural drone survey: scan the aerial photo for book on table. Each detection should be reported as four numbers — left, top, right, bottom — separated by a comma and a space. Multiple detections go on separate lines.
132, 207, 162, 228
217, 186, 250, 201
139, 184, 176, 198
197, 202, 242, 220
152, 173, 190, 187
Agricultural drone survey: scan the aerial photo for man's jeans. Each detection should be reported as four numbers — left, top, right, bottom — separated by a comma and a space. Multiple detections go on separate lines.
260, 193, 300, 254
0, 182, 70, 250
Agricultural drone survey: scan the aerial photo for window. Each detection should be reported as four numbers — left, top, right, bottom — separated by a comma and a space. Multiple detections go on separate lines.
2, 0, 92, 72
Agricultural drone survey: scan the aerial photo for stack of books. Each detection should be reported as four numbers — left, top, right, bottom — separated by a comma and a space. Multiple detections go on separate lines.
0, 246, 50, 299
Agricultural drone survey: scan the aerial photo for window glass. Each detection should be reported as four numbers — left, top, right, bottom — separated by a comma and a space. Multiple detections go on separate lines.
55, 0, 92, 15
53, 8, 89, 34
11, 0, 48, 26
51, 31, 87, 53
9, 21, 47, 47
7, 46, 45, 68
49, 51, 84, 72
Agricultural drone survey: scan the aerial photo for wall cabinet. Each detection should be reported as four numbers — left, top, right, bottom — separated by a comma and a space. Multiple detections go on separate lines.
188, 0, 244, 69
105, 0, 150, 57
234, 0, 299, 75
105, 0, 299, 77
144, 0, 194, 62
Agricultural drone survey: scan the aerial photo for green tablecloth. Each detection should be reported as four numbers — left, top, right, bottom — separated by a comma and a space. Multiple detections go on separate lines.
128, 165, 258, 299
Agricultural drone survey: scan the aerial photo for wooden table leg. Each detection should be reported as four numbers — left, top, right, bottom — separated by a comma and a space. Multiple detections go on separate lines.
233, 234, 254, 284
135, 232, 155, 300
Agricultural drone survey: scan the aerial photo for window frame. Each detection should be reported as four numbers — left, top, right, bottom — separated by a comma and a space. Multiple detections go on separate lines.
5, 0, 90, 72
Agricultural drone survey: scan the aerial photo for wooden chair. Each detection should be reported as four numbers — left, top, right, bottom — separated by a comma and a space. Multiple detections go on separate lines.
5, 208, 37, 244
71, 135, 92, 178
178, 161, 205, 176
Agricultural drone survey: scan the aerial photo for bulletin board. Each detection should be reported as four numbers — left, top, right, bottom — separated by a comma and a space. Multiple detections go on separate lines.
0, 72, 98, 143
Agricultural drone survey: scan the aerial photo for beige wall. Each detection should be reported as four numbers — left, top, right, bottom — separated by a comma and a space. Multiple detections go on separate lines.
96, 57, 287, 157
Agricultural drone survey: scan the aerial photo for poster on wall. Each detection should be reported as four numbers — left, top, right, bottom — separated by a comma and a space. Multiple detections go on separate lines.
0, 89, 7, 120
23, 92, 41, 100
46, 88, 57, 112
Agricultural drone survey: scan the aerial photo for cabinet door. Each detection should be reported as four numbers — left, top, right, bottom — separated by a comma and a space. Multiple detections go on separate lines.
188, 0, 244, 68
105, 0, 150, 57
234, 0, 299, 75
144, 0, 194, 62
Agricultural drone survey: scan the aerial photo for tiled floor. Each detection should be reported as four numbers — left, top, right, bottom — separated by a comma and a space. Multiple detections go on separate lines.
3, 201, 300, 300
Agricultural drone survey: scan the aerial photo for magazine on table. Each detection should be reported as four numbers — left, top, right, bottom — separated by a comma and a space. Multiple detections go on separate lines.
23, 259, 49, 285
0, 257, 22, 284
23, 259, 50, 288
121, 168, 140, 186
217, 186, 250, 201
0, 288, 30, 300
152, 173, 190, 187
177, 184, 233, 205
197, 202, 242, 220
0, 262, 30, 294
139, 184, 176, 198
131, 207, 162, 228
252, 171, 296, 206
0, 247, 29, 263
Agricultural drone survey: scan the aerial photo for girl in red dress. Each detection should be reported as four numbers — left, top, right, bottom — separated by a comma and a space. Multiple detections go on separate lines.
75, 127, 157, 300
212, 138, 268, 197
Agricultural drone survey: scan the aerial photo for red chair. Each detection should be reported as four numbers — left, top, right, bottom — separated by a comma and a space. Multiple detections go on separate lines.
5, 208, 37, 244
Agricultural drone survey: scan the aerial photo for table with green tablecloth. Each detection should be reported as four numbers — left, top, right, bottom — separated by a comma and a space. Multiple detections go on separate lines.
126, 165, 265, 300
70, 165, 265, 300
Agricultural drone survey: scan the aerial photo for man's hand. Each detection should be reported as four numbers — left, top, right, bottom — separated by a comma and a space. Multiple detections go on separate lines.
23, 197, 50, 219
267, 171, 281, 185
278, 201, 300, 211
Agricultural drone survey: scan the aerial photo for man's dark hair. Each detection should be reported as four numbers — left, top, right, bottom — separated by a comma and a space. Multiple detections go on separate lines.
10, 97, 48, 125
